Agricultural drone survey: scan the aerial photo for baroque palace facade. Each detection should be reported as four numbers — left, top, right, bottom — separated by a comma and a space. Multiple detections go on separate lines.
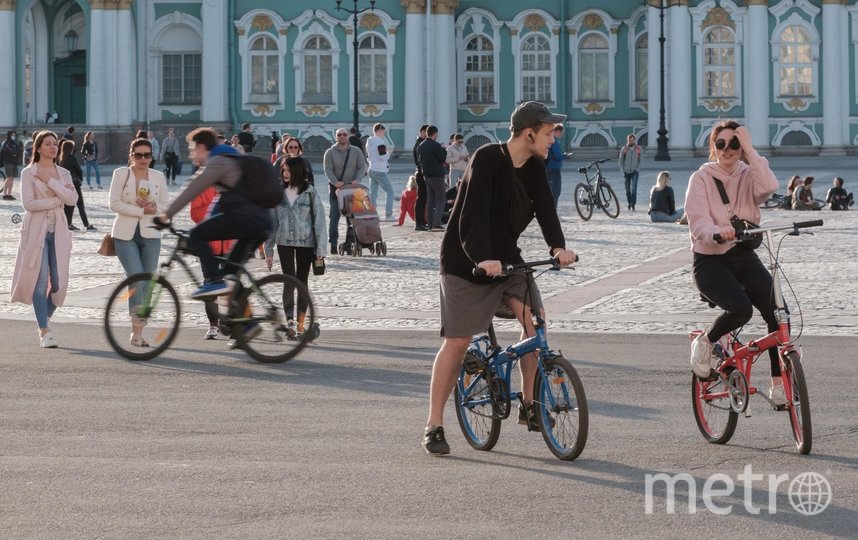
2, 0, 857, 156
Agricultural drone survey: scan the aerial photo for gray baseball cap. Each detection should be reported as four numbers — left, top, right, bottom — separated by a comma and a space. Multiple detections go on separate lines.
510, 101, 566, 132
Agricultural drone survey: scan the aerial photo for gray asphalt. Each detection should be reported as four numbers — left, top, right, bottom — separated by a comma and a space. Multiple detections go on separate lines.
1, 320, 855, 538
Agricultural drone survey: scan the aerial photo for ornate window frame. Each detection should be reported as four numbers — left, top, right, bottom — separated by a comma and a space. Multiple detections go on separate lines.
148, 12, 203, 119
772, 120, 821, 146
626, 7, 648, 111
567, 9, 619, 115
571, 125, 617, 148
340, 10, 399, 118
291, 10, 341, 118
769, 0, 820, 112
456, 8, 503, 116
235, 10, 290, 118
690, 1, 745, 113
508, 10, 560, 106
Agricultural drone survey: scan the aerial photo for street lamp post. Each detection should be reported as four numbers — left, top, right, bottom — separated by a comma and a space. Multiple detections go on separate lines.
336, 0, 376, 139
650, 0, 671, 161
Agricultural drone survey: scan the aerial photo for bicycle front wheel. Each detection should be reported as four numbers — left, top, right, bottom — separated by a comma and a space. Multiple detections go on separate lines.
234, 273, 316, 363
104, 273, 180, 361
783, 352, 812, 454
454, 364, 501, 451
534, 355, 588, 461
574, 183, 593, 221
597, 183, 620, 218
692, 374, 738, 444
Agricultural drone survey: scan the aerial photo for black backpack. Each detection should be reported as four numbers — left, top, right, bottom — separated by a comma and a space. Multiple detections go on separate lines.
224, 154, 283, 208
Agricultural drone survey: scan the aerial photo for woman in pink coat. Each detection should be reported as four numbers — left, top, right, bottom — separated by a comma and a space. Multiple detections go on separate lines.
9, 131, 79, 348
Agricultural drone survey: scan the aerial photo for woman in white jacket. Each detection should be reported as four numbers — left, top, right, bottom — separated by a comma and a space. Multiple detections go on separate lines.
109, 138, 169, 346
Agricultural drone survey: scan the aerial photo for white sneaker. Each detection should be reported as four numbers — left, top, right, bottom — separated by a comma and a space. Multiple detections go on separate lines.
205, 326, 219, 340
690, 334, 715, 378
769, 383, 787, 407
40, 331, 58, 348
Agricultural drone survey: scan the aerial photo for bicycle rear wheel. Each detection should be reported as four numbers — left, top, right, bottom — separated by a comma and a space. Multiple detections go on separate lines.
574, 183, 593, 221
692, 374, 738, 444
454, 362, 501, 451
234, 273, 315, 363
783, 351, 812, 454
104, 273, 180, 361
597, 183, 620, 218
534, 355, 588, 461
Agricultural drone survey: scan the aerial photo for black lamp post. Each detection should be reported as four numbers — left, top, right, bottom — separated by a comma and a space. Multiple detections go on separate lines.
650, 0, 671, 161
336, 0, 376, 139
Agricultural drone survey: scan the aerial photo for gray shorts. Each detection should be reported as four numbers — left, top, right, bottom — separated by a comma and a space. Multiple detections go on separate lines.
439, 272, 542, 338
4, 164, 18, 179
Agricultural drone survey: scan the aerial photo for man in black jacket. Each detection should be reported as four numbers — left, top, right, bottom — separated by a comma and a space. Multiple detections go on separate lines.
417, 126, 448, 231
421, 102, 577, 455
412, 124, 429, 230
237, 123, 256, 153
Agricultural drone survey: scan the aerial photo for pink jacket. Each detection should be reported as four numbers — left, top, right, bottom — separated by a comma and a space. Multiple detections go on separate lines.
684, 151, 778, 255
9, 164, 79, 305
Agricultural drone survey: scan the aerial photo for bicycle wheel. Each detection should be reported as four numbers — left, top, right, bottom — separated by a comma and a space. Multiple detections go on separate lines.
234, 273, 315, 363
759, 196, 783, 209
692, 374, 738, 444
534, 355, 588, 461
454, 364, 501, 451
597, 183, 620, 218
783, 352, 812, 454
574, 183, 593, 221
104, 273, 180, 361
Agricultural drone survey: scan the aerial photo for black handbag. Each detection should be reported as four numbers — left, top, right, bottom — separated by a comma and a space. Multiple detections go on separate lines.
713, 177, 762, 250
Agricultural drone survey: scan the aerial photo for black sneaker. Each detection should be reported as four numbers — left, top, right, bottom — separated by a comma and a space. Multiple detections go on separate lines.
517, 403, 555, 432
421, 425, 450, 455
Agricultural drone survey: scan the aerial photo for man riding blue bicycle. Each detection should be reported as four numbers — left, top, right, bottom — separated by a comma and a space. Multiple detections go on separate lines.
422, 102, 577, 455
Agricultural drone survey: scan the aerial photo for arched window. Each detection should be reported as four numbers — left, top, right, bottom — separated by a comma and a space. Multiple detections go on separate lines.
302, 36, 333, 104
521, 34, 551, 102
703, 27, 735, 97
635, 35, 647, 101
358, 35, 386, 104
779, 25, 812, 96
250, 35, 279, 103
464, 36, 494, 104
159, 25, 202, 105
578, 33, 609, 102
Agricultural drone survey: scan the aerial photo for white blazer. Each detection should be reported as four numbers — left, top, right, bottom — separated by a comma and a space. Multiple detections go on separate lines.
109, 167, 170, 240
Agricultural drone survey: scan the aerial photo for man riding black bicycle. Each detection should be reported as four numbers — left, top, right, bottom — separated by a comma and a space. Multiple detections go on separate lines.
422, 102, 577, 455
156, 127, 273, 299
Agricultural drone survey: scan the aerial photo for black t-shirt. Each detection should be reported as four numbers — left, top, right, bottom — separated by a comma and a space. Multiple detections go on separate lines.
440, 143, 565, 283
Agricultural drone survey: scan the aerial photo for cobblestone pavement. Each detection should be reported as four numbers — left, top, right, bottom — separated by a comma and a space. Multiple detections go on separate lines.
0, 155, 855, 336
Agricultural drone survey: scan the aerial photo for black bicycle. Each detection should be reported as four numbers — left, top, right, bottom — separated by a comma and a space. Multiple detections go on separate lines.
103, 224, 317, 363
573, 158, 620, 221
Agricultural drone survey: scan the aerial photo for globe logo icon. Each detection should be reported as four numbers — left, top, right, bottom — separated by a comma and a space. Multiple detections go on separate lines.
788, 472, 832, 516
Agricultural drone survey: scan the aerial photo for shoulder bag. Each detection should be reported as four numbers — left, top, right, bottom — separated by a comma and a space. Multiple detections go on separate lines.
97, 169, 132, 256
713, 177, 762, 250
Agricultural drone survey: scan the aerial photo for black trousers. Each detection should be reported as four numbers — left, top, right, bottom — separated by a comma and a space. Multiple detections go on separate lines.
693, 248, 784, 375
189, 212, 270, 283
164, 155, 178, 181
63, 181, 90, 228
277, 245, 314, 316
414, 171, 427, 229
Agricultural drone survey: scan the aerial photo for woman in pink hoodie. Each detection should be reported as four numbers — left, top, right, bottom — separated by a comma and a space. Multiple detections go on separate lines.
684, 120, 786, 406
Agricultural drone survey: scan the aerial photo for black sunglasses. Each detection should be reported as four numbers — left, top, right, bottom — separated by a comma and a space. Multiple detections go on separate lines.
132, 152, 153, 159
714, 137, 740, 151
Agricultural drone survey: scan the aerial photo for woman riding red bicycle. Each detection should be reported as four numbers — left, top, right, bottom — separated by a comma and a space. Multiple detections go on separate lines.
684, 120, 785, 406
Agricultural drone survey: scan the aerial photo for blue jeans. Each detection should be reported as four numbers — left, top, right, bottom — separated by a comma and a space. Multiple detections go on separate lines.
85, 159, 101, 188
114, 224, 161, 312
33, 232, 59, 330
624, 171, 639, 208
546, 168, 562, 208
650, 208, 683, 222
425, 176, 446, 228
368, 170, 394, 218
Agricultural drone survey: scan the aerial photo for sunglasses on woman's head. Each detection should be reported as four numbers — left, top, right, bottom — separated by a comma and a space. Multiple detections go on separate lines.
714, 137, 740, 151
132, 152, 153, 159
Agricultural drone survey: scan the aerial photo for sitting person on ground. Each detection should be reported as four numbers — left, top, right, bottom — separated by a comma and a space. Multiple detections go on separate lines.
396, 175, 417, 226
826, 177, 854, 211
782, 175, 802, 209
792, 176, 823, 211
648, 171, 683, 223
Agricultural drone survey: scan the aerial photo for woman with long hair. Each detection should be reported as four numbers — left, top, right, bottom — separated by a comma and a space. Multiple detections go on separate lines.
59, 139, 95, 231
648, 171, 683, 222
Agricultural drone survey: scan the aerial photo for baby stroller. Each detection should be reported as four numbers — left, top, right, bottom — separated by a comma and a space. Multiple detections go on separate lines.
336, 183, 388, 257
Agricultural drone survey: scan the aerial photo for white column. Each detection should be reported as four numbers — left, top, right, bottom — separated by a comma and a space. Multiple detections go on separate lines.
403, 6, 425, 145
432, 9, 457, 141
87, 8, 108, 125
646, 5, 661, 149
202, 0, 228, 122
0, 7, 16, 125
822, 1, 845, 148
668, 2, 691, 150
744, 1, 769, 148
103, 8, 119, 126
115, 6, 135, 126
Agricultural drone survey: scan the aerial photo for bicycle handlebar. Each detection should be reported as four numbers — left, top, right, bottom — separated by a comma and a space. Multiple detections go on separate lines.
713, 219, 823, 243
472, 256, 579, 277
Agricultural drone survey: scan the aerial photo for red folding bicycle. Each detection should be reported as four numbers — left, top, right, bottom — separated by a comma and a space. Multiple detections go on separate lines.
691, 219, 823, 455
